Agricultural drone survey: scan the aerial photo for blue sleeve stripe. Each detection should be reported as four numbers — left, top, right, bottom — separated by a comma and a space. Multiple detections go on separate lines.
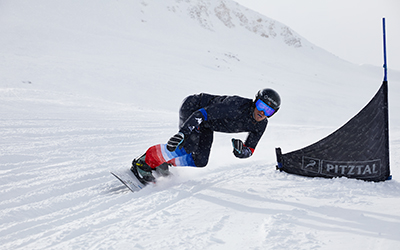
199, 108, 208, 121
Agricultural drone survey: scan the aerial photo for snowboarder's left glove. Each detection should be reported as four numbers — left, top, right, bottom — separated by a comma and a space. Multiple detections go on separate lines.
167, 132, 185, 152
232, 138, 253, 159
232, 138, 244, 154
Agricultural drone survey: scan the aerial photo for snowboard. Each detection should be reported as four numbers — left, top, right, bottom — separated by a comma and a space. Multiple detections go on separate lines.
110, 168, 148, 192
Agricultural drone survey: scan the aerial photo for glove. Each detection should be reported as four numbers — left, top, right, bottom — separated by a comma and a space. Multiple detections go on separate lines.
232, 138, 253, 159
167, 132, 185, 152
232, 138, 243, 154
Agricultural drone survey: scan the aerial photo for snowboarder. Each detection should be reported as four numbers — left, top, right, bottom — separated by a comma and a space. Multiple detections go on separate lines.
131, 88, 281, 184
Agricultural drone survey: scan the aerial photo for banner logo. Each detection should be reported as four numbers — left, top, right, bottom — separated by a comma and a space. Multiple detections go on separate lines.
302, 157, 381, 178
302, 157, 320, 174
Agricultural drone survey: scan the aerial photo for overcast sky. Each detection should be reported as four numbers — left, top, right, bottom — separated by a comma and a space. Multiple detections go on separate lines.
234, 0, 400, 72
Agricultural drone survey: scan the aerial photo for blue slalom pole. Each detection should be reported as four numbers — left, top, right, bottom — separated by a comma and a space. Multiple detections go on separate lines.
382, 17, 391, 181
382, 17, 388, 82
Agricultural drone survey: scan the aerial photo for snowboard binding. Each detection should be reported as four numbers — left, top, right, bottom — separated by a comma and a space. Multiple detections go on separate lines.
131, 154, 172, 185
131, 154, 156, 185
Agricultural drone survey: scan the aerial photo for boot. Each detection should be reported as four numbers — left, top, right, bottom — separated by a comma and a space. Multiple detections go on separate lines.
131, 153, 155, 185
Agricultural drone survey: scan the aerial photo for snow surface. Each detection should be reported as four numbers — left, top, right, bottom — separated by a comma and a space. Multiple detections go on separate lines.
1, 0, 400, 249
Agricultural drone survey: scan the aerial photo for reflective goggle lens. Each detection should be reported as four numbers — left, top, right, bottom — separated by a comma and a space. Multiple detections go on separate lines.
255, 99, 275, 117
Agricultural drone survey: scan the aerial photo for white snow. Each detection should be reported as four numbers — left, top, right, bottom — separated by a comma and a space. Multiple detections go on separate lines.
1, 0, 400, 249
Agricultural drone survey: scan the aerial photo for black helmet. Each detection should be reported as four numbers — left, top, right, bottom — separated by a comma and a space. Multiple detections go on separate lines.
255, 88, 281, 116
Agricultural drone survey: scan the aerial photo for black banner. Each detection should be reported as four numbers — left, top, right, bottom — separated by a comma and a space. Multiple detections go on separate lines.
276, 81, 390, 182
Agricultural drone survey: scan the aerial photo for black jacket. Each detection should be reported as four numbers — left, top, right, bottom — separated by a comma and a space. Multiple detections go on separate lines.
179, 93, 268, 152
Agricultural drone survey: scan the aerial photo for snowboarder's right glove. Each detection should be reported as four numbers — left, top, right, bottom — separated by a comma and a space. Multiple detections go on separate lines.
167, 132, 185, 152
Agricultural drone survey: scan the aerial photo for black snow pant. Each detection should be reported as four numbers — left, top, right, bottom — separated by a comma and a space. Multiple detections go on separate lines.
179, 94, 214, 167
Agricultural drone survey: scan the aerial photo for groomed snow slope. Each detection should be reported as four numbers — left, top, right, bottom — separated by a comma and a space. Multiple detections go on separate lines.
1, 0, 400, 249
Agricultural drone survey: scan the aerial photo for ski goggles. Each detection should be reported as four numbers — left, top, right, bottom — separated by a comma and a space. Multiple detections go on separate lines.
255, 99, 276, 117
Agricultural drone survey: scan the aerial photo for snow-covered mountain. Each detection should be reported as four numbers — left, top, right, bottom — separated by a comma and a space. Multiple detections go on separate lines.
1, 0, 400, 249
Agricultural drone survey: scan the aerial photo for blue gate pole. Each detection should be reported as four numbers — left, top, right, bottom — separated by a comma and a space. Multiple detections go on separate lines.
382, 17, 388, 82
382, 17, 391, 181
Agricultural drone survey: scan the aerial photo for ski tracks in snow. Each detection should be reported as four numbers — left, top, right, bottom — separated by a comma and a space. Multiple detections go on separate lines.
1, 103, 400, 249
0, 105, 173, 249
